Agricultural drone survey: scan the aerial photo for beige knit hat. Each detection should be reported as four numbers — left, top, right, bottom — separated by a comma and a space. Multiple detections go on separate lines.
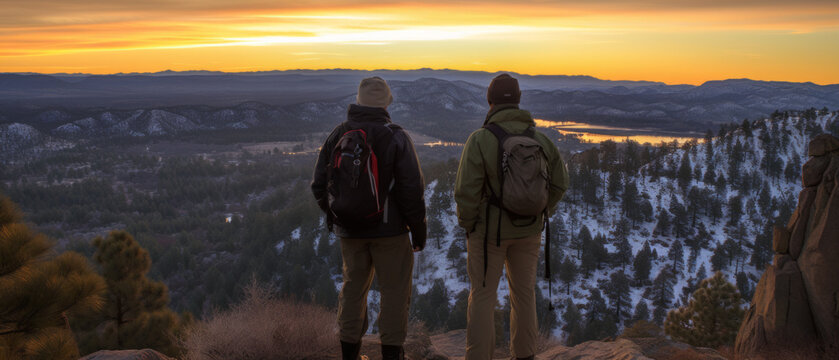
356, 76, 393, 108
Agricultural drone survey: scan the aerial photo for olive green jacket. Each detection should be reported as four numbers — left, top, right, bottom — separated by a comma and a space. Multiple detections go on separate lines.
454, 105, 569, 239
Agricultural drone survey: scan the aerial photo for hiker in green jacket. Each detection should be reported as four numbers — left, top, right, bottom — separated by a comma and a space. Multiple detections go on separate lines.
455, 74, 569, 360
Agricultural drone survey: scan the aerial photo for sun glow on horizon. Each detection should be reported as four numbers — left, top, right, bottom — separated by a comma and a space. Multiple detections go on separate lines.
1, 1, 838, 84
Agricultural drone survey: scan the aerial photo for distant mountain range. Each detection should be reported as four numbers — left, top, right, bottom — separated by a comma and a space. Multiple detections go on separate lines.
1, 70, 838, 155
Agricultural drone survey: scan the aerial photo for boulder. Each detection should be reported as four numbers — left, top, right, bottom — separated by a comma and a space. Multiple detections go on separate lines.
360, 326, 448, 360
772, 225, 790, 254
427, 330, 725, 360
79, 349, 174, 360
736, 134, 839, 358
807, 134, 839, 157
628, 337, 727, 360
538, 339, 649, 360
734, 260, 816, 353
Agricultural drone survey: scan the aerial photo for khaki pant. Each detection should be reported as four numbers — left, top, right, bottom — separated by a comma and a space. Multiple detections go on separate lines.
466, 232, 540, 359
338, 233, 413, 346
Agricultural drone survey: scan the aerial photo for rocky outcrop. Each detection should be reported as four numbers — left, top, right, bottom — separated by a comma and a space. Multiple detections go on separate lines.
735, 134, 839, 357
79, 349, 174, 360
424, 330, 725, 360
360, 327, 449, 360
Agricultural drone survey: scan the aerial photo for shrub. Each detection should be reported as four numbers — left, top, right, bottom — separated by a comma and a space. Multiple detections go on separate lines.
619, 320, 663, 339
181, 283, 337, 360
664, 272, 744, 348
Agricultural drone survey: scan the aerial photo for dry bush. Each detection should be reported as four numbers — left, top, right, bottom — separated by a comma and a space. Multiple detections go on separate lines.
619, 320, 664, 339
181, 284, 338, 360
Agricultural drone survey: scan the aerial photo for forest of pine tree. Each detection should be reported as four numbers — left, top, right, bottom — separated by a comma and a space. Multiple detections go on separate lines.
1, 108, 837, 349
0, 195, 105, 359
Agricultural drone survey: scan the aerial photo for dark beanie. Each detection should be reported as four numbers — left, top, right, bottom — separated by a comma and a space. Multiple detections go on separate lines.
487, 73, 521, 105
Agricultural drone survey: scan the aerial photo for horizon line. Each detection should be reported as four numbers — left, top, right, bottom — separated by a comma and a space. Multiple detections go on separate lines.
2, 68, 837, 87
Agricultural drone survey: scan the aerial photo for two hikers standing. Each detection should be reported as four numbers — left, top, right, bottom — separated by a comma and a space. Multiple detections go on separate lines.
312, 74, 568, 360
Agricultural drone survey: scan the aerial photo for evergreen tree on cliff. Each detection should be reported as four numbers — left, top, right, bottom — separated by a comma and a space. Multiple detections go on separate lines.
0, 195, 105, 360
664, 271, 744, 348
77, 230, 186, 356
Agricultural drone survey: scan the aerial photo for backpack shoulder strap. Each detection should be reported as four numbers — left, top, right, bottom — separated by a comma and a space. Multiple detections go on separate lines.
522, 126, 536, 138
482, 123, 509, 183
384, 122, 402, 132
482, 123, 509, 144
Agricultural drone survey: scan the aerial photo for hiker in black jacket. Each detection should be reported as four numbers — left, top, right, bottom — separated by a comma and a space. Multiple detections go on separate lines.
311, 77, 427, 360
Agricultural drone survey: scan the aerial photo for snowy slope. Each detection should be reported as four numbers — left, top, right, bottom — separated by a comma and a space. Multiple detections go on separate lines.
283, 109, 838, 338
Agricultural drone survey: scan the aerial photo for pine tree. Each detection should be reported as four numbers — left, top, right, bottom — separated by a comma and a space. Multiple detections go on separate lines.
613, 218, 631, 242
591, 234, 609, 271
575, 226, 592, 262
741, 118, 753, 137
704, 130, 714, 164
710, 242, 728, 272
750, 223, 773, 270
727, 195, 743, 226
614, 236, 633, 270
677, 151, 692, 190
312, 272, 338, 308
654, 210, 671, 236
603, 270, 631, 324
728, 140, 744, 185
561, 299, 584, 346
633, 242, 652, 285
686, 186, 705, 226
446, 289, 469, 330
664, 272, 744, 348
669, 199, 689, 238
736, 272, 754, 301
784, 153, 802, 182
631, 300, 650, 325
582, 288, 617, 342
703, 163, 716, 185
714, 173, 727, 196
668, 240, 684, 275
622, 141, 640, 174
412, 278, 450, 331
600, 140, 618, 168
77, 230, 184, 356
622, 181, 641, 223
427, 214, 446, 249
646, 267, 676, 325
558, 256, 578, 295
0, 196, 106, 360
535, 285, 558, 335
607, 171, 622, 200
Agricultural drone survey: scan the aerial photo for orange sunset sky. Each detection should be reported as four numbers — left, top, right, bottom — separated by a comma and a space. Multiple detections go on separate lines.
2, 0, 838, 85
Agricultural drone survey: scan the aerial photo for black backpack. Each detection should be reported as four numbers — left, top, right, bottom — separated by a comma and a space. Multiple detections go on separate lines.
327, 122, 397, 229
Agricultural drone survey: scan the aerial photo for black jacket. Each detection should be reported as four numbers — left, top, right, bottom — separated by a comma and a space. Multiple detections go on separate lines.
311, 104, 427, 250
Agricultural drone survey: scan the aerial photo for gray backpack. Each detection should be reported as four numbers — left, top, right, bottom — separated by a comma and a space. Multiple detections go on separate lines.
484, 123, 550, 219
483, 123, 554, 308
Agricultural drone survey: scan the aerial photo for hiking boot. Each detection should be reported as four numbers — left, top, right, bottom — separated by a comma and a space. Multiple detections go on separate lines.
341, 341, 361, 360
381, 344, 404, 360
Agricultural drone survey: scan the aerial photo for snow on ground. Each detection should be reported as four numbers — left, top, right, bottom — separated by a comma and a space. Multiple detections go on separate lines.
307, 111, 838, 336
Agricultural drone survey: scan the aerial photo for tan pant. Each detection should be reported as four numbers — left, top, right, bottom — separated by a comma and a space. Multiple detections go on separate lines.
466, 232, 541, 359
338, 233, 413, 346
